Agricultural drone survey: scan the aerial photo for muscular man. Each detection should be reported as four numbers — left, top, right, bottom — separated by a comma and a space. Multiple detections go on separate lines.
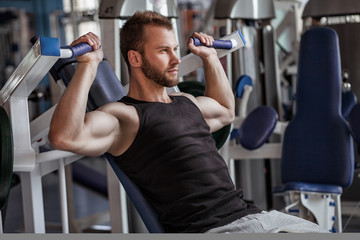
49, 11, 328, 233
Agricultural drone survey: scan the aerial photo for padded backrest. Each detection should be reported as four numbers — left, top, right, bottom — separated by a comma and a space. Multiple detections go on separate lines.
281, 27, 354, 188
52, 57, 164, 233
105, 153, 165, 233
53, 58, 126, 111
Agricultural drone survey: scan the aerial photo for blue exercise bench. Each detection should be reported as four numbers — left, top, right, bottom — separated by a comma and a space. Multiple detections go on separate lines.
232, 27, 360, 233
275, 27, 358, 233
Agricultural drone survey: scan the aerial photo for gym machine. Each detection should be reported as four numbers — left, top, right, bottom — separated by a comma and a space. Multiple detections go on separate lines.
214, 0, 282, 211
0, 13, 245, 235
302, 0, 360, 225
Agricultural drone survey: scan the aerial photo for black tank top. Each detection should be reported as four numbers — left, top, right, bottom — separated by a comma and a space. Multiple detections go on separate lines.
111, 95, 260, 232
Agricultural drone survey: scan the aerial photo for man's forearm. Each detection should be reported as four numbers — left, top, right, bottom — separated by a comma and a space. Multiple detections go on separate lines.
202, 54, 235, 114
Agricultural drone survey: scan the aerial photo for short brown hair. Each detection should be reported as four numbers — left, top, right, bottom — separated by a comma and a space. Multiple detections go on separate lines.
120, 11, 173, 67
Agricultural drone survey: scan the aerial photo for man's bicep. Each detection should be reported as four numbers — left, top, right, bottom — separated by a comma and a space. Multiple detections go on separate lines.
78, 110, 120, 156
195, 96, 231, 132
85, 110, 119, 137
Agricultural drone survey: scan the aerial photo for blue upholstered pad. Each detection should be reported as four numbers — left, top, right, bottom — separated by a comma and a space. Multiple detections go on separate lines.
281, 27, 354, 189
273, 182, 342, 195
105, 153, 165, 233
238, 106, 278, 150
54, 58, 126, 111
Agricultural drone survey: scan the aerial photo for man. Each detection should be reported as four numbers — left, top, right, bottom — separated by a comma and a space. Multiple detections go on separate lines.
49, 11, 328, 233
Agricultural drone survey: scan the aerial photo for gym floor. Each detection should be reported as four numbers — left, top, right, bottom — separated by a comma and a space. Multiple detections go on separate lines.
2, 159, 360, 233
3, 158, 111, 233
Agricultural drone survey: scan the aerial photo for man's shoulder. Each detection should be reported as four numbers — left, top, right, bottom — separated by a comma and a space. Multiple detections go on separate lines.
170, 92, 195, 102
98, 101, 138, 121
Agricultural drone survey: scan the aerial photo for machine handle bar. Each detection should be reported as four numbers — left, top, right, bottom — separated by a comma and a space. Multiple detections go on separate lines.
30, 36, 93, 58
61, 42, 93, 58
191, 37, 235, 49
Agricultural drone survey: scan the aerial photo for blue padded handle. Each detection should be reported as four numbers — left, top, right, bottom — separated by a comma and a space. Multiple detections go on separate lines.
31, 35, 93, 58
68, 42, 93, 57
61, 42, 93, 58
191, 37, 233, 49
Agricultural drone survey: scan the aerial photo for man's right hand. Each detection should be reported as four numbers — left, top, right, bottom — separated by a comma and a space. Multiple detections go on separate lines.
187, 32, 217, 60
70, 32, 103, 65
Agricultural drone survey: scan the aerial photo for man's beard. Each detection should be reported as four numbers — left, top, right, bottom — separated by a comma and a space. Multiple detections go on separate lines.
141, 55, 179, 87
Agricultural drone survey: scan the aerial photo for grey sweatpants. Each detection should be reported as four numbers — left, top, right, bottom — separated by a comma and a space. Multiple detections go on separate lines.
206, 210, 330, 233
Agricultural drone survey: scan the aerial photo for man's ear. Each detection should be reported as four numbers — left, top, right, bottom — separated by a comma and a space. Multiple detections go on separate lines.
128, 50, 142, 67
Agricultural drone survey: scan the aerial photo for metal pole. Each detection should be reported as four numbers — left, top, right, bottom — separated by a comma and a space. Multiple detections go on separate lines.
58, 158, 69, 233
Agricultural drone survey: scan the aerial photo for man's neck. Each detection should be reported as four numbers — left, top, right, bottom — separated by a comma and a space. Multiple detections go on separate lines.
127, 79, 172, 103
